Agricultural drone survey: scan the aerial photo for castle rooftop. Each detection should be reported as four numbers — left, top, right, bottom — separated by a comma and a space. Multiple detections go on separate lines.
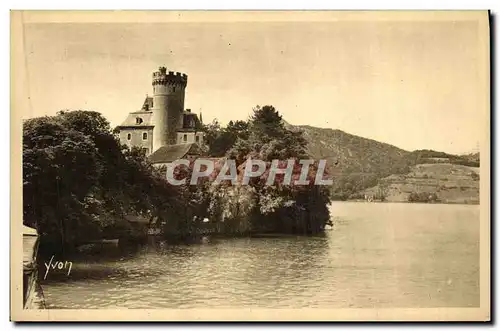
152, 66, 188, 87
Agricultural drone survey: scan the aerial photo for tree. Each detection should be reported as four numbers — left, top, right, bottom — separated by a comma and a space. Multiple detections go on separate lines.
23, 110, 186, 253
23, 115, 101, 252
202, 119, 249, 157
223, 105, 332, 234
408, 191, 439, 203
375, 182, 389, 202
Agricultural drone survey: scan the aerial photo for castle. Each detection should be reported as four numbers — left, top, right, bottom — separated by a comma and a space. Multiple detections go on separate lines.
117, 66, 204, 165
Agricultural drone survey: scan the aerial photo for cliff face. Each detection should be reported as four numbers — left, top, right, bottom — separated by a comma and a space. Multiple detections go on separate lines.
362, 163, 480, 204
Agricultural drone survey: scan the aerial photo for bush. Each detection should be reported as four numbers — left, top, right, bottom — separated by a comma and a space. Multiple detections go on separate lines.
407, 191, 439, 203
349, 192, 366, 200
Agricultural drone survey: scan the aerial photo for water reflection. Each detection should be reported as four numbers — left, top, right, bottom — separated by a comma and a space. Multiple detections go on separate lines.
41, 203, 480, 309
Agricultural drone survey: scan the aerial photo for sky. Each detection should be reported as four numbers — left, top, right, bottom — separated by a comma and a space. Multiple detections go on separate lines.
18, 15, 486, 154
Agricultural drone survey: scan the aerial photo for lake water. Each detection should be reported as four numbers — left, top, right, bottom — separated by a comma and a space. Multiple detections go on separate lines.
41, 202, 480, 309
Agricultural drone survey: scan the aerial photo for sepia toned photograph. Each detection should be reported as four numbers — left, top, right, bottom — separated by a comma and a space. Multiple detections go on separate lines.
10, 10, 490, 321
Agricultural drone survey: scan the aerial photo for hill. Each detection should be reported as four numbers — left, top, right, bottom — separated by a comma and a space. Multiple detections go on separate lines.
360, 163, 480, 204
286, 124, 480, 202
291, 125, 410, 199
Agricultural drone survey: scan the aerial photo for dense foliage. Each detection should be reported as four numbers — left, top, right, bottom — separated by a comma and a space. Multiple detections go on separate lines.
202, 119, 249, 157
23, 111, 184, 254
407, 191, 440, 203
407, 150, 480, 168
24, 106, 332, 255
24, 105, 476, 254
204, 106, 332, 234
296, 126, 480, 200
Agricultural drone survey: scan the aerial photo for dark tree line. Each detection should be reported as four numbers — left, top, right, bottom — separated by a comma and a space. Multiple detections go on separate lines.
23, 106, 333, 255
202, 119, 249, 157
23, 110, 186, 254
203, 105, 332, 234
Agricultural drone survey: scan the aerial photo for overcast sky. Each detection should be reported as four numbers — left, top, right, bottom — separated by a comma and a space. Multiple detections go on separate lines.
20, 16, 485, 154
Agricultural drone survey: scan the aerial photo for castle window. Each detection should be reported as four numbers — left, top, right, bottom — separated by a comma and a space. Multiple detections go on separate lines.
173, 87, 176, 92
127, 133, 131, 140
195, 135, 200, 142
136, 117, 143, 124
143, 132, 148, 140
183, 134, 187, 142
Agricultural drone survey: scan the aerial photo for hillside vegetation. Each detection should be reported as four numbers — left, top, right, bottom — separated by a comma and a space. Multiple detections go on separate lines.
293, 125, 410, 200
205, 119, 479, 204
361, 163, 480, 204
288, 125, 480, 202
24, 107, 333, 256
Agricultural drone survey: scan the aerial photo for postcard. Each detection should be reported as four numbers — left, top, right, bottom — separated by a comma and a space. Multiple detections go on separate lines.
11, 10, 490, 322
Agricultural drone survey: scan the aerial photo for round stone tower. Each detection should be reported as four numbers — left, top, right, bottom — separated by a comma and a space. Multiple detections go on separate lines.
151, 66, 188, 151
